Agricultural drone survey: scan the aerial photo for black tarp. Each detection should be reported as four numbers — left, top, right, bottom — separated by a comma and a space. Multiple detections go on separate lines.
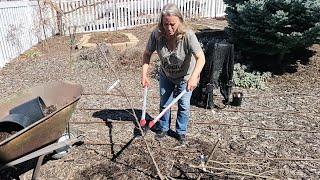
191, 30, 234, 109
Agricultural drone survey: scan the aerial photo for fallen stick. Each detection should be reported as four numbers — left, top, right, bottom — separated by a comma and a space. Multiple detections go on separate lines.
77, 107, 185, 112
196, 121, 320, 133
196, 139, 220, 180
243, 92, 317, 99
226, 156, 320, 162
215, 108, 319, 117
210, 160, 282, 172
84, 141, 198, 153
190, 164, 279, 180
70, 121, 129, 124
81, 91, 318, 99
70, 120, 320, 134
78, 107, 319, 118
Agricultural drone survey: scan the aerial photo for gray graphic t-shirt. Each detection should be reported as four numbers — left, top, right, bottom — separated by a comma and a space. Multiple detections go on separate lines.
146, 29, 202, 84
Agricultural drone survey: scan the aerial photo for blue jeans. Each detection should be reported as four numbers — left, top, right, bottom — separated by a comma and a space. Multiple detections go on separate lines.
158, 73, 192, 135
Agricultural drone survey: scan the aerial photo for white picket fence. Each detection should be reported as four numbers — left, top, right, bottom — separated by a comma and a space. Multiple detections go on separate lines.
0, 1, 57, 68
0, 0, 226, 68
58, 0, 227, 33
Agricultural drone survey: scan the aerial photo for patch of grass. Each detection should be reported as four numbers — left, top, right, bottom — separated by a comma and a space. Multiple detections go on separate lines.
23, 48, 42, 59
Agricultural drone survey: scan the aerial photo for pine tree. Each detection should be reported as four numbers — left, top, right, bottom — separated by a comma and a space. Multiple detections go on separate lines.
224, 0, 320, 63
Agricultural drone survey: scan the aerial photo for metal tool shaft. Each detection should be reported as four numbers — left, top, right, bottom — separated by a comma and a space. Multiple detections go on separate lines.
149, 89, 187, 128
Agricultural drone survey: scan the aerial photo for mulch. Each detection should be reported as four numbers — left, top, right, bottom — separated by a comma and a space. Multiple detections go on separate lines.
0, 19, 319, 179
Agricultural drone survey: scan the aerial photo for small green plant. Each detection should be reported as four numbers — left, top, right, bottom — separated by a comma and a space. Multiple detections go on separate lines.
232, 63, 271, 89
24, 48, 42, 58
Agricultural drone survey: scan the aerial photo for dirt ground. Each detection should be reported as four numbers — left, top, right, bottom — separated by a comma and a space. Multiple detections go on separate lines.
0, 18, 319, 179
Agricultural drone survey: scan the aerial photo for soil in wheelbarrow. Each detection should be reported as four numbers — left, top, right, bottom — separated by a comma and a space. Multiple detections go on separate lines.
0, 131, 18, 142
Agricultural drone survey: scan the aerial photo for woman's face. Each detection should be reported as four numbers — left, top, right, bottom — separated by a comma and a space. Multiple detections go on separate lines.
162, 15, 180, 37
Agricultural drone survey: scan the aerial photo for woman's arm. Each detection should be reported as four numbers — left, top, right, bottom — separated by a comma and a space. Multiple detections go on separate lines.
141, 49, 153, 87
187, 50, 205, 91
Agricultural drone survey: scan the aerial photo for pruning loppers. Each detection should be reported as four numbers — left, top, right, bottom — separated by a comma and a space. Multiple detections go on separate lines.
140, 87, 187, 129
140, 85, 148, 127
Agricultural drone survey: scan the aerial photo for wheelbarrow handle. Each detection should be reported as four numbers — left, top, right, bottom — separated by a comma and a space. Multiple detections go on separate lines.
140, 85, 148, 127
149, 89, 187, 128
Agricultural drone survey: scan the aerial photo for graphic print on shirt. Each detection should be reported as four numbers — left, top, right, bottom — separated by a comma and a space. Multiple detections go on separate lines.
161, 51, 184, 74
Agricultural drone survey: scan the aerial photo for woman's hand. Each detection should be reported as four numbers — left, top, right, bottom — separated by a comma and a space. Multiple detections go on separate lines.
187, 76, 199, 91
141, 75, 150, 87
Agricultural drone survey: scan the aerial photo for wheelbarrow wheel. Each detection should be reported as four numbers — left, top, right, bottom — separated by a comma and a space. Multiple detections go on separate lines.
50, 132, 75, 160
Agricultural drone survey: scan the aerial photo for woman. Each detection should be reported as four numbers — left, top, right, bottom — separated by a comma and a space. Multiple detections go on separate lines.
141, 3, 205, 145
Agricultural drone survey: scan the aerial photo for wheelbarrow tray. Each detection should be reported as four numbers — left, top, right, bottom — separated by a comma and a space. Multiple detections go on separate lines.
0, 81, 83, 165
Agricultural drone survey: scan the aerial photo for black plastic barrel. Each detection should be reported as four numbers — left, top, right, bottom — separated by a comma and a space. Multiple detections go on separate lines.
0, 114, 31, 131
9, 96, 46, 126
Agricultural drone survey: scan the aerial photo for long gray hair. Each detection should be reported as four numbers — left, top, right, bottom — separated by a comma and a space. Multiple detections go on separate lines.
157, 3, 187, 40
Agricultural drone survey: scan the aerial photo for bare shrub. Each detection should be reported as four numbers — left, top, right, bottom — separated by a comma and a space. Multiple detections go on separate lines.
116, 46, 143, 69
150, 58, 160, 81
78, 43, 115, 68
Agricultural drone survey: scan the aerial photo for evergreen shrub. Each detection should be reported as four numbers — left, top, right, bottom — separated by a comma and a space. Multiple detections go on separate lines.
223, 0, 320, 61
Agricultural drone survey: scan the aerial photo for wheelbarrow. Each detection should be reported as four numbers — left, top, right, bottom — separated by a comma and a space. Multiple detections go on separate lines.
0, 81, 84, 179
